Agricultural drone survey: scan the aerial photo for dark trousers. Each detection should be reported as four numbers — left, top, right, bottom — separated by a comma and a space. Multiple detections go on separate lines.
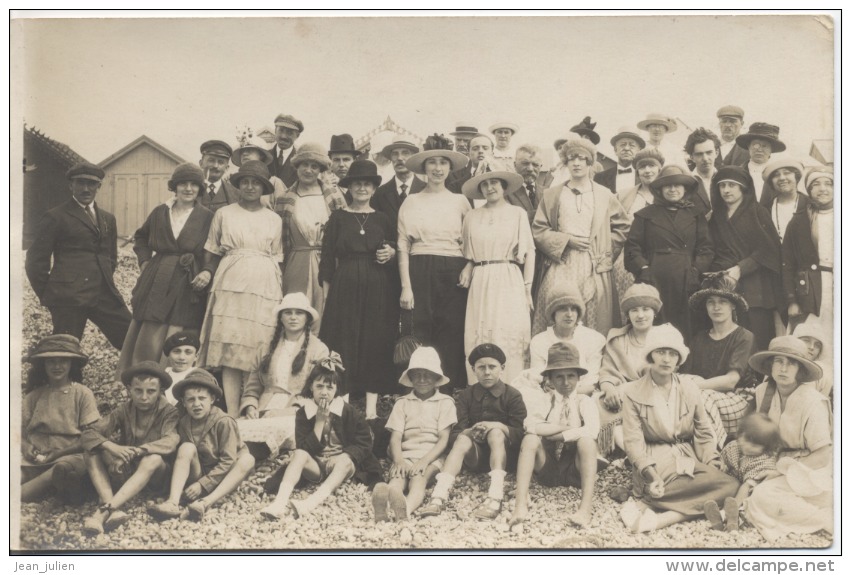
409, 255, 467, 391
740, 307, 776, 353
50, 296, 131, 350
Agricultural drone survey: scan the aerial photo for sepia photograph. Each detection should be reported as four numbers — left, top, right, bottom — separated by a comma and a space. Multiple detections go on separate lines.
9, 11, 838, 554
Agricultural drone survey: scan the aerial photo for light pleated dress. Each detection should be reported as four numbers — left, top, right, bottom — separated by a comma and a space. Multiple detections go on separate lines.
199, 204, 283, 372
462, 203, 533, 385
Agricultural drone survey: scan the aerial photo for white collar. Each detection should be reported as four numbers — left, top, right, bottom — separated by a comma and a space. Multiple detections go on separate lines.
401, 390, 450, 402
74, 198, 95, 211
395, 174, 414, 189
301, 396, 346, 419
205, 179, 221, 191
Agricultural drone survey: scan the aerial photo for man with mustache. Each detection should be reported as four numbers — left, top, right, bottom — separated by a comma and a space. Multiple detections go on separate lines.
198, 140, 239, 213
593, 126, 645, 195
370, 137, 425, 230
716, 106, 749, 167
269, 113, 304, 187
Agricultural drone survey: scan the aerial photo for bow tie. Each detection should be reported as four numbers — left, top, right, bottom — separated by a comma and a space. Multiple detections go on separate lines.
618, 168, 633, 174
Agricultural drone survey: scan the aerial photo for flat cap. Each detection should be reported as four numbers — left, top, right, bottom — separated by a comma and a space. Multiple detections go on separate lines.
274, 114, 305, 133
716, 105, 745, 119
66, 162, 104, 182
200, 140, 233, 158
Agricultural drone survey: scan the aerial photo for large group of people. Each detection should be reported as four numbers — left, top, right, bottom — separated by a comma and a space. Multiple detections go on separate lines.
22, 107, 834, 542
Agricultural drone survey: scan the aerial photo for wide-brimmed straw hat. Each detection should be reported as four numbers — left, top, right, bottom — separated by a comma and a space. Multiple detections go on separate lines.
339, 159, 382, 189
736, 122, 786, 153
461, 170, 523, 200
747, 336, 823, 382
231, 137, 274, 167
637, 113, 678, 133
540, 342, 588, 376
643, 323, 689, 366
167, 163, 206, 192
405, 149, 468, 175
121, 360, 173, 390
230, 160, 275, 195
26, 334, 88, 365
688, 273, 749, 316
399, 346, 450, 387
489, 122, 518, 135
274, 292, 319, 324
649, 165, 698, 193
291, 142, 331, 171
171, 368, 223, 402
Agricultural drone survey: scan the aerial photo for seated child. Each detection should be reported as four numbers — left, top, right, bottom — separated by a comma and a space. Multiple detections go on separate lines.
372, 347, 456, 522
148, 368, 255, 521
704, 412, 781, 531
259, 352, 382, 520
162, 331, 201, 406
420, 343, 527, 521
21, 335, 100, 503
81, 361, 179, 536
510, 342, 604, 529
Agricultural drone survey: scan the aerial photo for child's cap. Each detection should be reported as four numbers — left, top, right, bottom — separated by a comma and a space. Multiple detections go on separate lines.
399, 346, 450, 388
171, 368, 223, 402
121, 360, 173, 390
468, 342, 507, 367
163, 330, 201, 355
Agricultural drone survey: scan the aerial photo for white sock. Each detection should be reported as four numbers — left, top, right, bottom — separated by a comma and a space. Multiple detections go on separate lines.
430, 472, 455, 501
488, 469, 507, 500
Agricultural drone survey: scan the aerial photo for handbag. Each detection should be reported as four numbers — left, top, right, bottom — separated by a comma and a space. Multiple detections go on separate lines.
393, 308, 421, 370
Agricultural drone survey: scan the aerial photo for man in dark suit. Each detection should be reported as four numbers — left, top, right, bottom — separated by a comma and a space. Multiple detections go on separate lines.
325, 133, 361, 205
505, 144, 552, 223
25, 162, 131, 349
269, 113, 304, 187
716, 105, 750, 166
593, 126, 645, 194
198, 140, 239, 213
446, 134, 493, 197
685, 127, 720, 216
370, 137, 425, 230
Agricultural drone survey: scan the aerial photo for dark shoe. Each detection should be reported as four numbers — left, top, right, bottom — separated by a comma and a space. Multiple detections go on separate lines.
723, 497, 740, 532
704, 500, 724, 531
472, 498, 502, 521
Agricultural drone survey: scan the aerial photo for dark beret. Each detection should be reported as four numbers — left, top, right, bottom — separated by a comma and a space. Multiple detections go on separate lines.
468, 343, 507, 367
162, 330, 201, 356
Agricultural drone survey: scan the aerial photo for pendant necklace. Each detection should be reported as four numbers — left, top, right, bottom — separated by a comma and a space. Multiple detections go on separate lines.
354, 212, 370, 235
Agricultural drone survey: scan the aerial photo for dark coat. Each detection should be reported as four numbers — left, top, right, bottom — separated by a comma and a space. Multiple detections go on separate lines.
25, 199, 124, 308
270, 145, 298, 188
445, 162, 481, 205
370, 176, 426, 231
450, 380, 527, 448
594, 166, 638, 195
625, 205, 714, 340
131, 202, 214, 328
781, 207, 824, 317
198, 179, 239, 214
722, 143, 750, 167
504, 171, 554, 224
295, 401, 383, 486
758, 187, 809, 216
691, 177, 713, 217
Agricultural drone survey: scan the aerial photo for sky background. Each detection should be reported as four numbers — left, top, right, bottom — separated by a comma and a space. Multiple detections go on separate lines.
13, 14, 835, 167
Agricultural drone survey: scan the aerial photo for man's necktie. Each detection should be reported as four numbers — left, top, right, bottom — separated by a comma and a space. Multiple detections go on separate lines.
526, 183, 537, 207
85, 205, 98, 229
400, 182, 408, 200
208, 182, 216, 201
618, 168, 633, 174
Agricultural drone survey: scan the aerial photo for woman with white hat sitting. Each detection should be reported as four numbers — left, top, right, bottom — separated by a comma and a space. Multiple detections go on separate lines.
744, 336, 832, 540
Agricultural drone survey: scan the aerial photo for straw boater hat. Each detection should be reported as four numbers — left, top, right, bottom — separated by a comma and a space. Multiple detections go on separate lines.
747, 336, 823, 382
649, 165, 698, 194
231, 137, 274, 167
643, 323, 689, 366
399, 346, 450, 387
637, 113, 678, 133
26, 334, 88, 365
230, 160, 275, 195
609, 126, 646, 149
339, 159, 382, 189
405, 148, 468, 175
461, 170, 523, 200
121, 360, 173, 390
291, 142, 331, 171
489, 122, 518, 135
380, 137, 420, 160
545, 283, 586, 324
273, 292, 319, 324
805, 166, 833, 192
171, 368, 224, 402
167, 163, 206, 192
735, 122, 786, 153
761, 156, 804, 182
620, 283, 662, 317
540, 342, 588, 376
688, 273, 749, 317
449, 123, 482, 137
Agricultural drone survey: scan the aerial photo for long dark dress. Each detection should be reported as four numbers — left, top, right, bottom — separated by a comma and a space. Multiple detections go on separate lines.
132, 203, 213, 328
625, 205, 713, 342
319, 209, 398, 396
